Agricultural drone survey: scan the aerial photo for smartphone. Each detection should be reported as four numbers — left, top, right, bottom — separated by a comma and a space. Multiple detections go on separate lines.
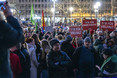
0, 0, 8, 10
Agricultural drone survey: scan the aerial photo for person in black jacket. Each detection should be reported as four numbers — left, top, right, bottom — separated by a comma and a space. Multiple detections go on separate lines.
61, 35, 75, 59
72, 37, 95, 77
10, 43, 29, 78
47, 39, 72, 78
61, 35, 75, 77
0, 4, 24, 78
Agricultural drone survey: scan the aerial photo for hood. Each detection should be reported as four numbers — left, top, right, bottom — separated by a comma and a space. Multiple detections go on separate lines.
93, 39, 102, 46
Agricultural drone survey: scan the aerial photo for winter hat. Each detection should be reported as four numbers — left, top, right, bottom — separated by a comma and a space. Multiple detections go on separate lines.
84, 37, 91, 43
65, 35, 72, 42
50, 39, 60, 48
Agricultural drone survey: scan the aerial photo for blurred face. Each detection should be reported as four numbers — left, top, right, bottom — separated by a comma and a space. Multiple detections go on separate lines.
52, 43, 60, 52
103, 54, 108, 60
84, 41, 91, 48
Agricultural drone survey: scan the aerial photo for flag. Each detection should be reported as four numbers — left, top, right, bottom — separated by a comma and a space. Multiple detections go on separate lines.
30, 4, 38, 32
30, 4, 35, 25
41, 10, 46, 30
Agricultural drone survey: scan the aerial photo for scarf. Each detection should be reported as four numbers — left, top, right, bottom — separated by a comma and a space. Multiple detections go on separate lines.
101, 56, 111, 71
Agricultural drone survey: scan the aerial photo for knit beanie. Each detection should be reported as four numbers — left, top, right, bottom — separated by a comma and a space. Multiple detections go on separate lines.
84, 37, 91, 43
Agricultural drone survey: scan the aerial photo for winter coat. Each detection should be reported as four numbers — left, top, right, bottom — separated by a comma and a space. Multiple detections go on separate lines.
101, 55, 117, 77
10, 53, 22, 78
13, 49, 28, 78
72, 46, 95, 77
93, 39, 104, 54
27, 43, 39, 78
21, 47, 31, 78
61, 41, 75, 59
47, 50, 72, 78
0, 16, 24, 78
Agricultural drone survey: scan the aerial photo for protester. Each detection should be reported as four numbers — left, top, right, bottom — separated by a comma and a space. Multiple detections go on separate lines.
72, 37, 95, 77
0, 4, 24, 78
10, 52, 22, 78
61, 35, 75, 59
39, 40, 51, 78
96, 48, 117, 77
47, 39, 72, 78
26, 38, 39, 78
57, 35, 64, 45
32, 34, 42, 61
10, 44, 29, 78
93, 36, 105, 66
21, 41, 31, 78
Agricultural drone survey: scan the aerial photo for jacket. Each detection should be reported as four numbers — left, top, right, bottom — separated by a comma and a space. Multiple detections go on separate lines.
72, 46, 95, 77
93, 39, 104, 66
61, 41, 75, 59
47, 49, 71, 78
27, 43, 39, 78
101, 55, 117, 77
0, 16, 24, 78
93, 39, 104, 53
21, 47, 31, 78
10, 52, 22, 78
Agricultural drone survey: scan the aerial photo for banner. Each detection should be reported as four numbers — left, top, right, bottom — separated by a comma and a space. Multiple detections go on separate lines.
82, 19, 97, 30
100, 21, 115, 31
69, 26, 82, 38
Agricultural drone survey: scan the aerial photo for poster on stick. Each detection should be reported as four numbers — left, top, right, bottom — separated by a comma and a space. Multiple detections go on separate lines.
69, 26, 82, 38
100, 21, 115, 31
82, 19, 97, 30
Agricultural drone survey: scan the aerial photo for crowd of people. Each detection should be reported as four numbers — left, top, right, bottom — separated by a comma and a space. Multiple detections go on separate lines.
1, 4, 117, 78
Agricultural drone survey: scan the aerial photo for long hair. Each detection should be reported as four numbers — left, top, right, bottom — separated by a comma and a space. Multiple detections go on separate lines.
32, 34, 39, 45
40, 39, 51, 60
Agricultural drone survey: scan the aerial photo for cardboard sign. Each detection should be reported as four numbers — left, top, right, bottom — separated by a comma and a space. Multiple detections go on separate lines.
69, 26, 82, 38
82, 19, 97, 30
100, 21, 115, 31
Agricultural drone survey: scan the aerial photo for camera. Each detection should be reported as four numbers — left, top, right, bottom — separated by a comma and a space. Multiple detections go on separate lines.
0, 0, 8, 10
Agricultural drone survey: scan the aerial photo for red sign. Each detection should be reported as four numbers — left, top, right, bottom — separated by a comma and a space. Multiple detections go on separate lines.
82, 19, 97, 30
69, 26, 82, 38
100, 21, 115, 31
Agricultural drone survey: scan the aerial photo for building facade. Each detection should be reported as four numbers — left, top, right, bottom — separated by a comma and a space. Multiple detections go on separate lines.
9, 0, 117, 21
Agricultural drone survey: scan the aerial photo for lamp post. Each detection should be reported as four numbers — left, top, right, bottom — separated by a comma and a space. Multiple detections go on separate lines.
69, 7, 74, 26
52, 0, 56, 27
94, 2, 101, 20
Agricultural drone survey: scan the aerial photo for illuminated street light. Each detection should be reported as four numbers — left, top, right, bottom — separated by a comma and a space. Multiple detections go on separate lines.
69, 7, 74, 26
94, 2, 101, 19
52, 0, 57, 27
51, 8, 55, 12
96, 2, 101, 7
69, 7, 74, 12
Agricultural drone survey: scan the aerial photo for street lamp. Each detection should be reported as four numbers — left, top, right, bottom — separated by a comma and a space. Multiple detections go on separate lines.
94, 2, 101, 19
51, 8, 55, 13
52, 0, 56, 27
69, 7, 74, 26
